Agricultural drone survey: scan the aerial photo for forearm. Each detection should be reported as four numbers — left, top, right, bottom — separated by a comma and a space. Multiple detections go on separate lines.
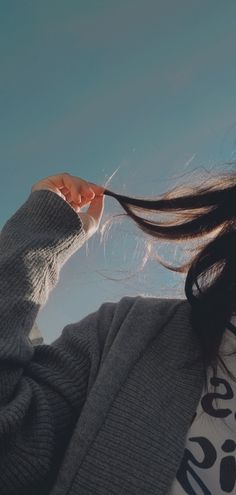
0, 189, 89, 493
0, 190, 86, 363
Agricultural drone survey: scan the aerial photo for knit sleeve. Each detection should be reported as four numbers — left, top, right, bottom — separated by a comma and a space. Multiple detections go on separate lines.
0, 190, 116, 495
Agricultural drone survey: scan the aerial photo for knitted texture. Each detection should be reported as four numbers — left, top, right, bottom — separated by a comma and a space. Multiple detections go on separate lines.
0, 190, 100, 494
0, 190, 205, 495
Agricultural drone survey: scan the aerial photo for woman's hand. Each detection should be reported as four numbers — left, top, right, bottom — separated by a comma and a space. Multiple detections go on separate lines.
31, 172, 105, 238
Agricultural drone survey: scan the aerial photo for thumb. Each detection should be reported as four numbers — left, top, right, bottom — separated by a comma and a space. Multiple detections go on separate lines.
87, 192, 104, 215
79, 195, 105, 237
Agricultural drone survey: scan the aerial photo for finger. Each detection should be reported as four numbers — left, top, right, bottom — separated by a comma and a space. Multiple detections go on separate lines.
62, 175, 95, 204
60, 186, 70, 195
39, 173, 70, 191
86, 195, 105, 224
32, 173, 104, 207
70, 196, 82, 207
70, 201, 81, 213
81, 187, 95, 201
88, 182, 105, 196
39, 174, 81, 201
78, 196, 105, 235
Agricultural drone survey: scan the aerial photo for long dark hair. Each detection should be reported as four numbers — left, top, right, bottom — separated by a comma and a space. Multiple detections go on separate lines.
103, 169, 236, 394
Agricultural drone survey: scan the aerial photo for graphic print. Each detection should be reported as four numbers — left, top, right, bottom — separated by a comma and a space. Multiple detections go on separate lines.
175, 375, 236, 493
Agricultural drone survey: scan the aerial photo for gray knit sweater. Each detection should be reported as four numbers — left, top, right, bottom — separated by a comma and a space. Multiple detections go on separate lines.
0, 189, 205, 495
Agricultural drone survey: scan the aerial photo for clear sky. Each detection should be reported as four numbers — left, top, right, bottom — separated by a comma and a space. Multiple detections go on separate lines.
1, 0, 236, 343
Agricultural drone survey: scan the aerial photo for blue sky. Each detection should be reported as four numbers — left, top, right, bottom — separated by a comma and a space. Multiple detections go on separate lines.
1, 0, 236, 343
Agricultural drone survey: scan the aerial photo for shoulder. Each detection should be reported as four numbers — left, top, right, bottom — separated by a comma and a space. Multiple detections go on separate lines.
114, 294, 188, 316
98, 295, 190, 336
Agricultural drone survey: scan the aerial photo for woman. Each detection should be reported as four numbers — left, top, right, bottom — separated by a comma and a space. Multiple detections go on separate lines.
0, 171, 235, 495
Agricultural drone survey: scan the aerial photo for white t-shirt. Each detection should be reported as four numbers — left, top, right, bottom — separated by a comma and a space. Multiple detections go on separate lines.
169, 315, 236, 494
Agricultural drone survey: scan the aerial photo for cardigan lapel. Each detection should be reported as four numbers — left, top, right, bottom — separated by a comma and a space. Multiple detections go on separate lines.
50, 297, 205, 495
